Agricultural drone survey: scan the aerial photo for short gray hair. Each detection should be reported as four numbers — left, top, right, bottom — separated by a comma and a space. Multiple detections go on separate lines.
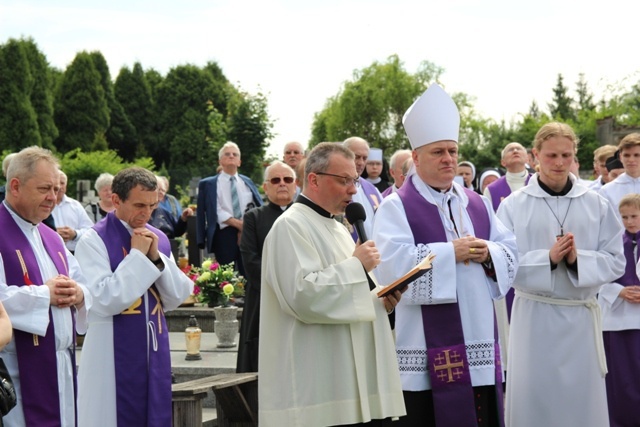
218, 141, 241, 159
94, 173, 114, 192
305, 142, 354, 177
6, 146, 59, 182
389, 149, 412, 169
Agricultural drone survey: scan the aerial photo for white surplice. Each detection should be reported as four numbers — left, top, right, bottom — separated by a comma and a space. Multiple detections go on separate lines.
74, 225, 192, 427
372, 176, 518, 391
599, 172, 640, 217
259, 202, 405, 427
497, 174, 625, 427
0, 206, 91, 427
51, 194, 95, 252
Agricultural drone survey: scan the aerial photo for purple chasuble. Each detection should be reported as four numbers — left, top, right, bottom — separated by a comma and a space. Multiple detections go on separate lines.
350, 180, 381, 242
0, 204, 76, 426
396, 179, 504, 427
93, 212, 172, 427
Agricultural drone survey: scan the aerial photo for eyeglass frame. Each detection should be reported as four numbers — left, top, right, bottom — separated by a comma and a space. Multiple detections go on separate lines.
314, 172, 361, 188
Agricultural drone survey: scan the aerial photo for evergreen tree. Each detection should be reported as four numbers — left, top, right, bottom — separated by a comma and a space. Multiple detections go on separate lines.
0, 38, 41, 151
548, 74, 576, 121
54, 51, 110, 152
21, 38, 58, 150
576, 73, 595, 111
115, 62, 154, 159
89, 51, 136, 160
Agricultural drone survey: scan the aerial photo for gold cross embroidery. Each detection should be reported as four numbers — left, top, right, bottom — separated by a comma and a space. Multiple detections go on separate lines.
433, 349, 465, 383
149, 288, 164, 334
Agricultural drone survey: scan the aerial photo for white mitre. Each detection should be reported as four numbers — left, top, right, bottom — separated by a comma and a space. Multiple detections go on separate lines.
368, 148, 383, 162
402, 84, 460, 149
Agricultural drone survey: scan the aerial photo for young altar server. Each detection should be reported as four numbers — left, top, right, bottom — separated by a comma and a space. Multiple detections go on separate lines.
497, 122, 624, 427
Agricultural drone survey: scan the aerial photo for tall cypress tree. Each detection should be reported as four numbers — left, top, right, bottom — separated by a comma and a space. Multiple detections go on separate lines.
548, 74, 576, 121
0, 38, 41, 151
115, 62, 153, 160
54, 51, 109, 152
21, 38, 58, 150
89, 51, 136, 160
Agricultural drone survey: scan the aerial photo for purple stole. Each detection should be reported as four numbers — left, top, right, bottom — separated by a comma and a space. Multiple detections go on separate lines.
0, 204, 76, 426
350, 180, 381, 241
397, 179, 504, 427
487, 174, 531, 213
93, 212, 172, 426
619, 231, 640, 286
381, 185, 396, 198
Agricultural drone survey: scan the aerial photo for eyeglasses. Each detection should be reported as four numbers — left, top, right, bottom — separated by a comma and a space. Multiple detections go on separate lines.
269, 176, 295, 185
315, 172, 361, 188
285, 150, 302, 155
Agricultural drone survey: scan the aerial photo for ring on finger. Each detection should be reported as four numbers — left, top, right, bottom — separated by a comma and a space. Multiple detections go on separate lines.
469, 247, 476, 254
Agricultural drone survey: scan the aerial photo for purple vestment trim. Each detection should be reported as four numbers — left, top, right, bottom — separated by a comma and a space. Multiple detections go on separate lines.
93, 212, 172, 426
397, 179, 504, 426
350, 180, 381, 242
0, 204, 75, 426
487, 174, 531, 212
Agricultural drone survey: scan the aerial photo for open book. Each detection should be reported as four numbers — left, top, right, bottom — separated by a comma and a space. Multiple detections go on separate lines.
377, 253, 435, 298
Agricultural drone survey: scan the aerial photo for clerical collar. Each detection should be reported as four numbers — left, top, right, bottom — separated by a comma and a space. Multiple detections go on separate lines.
295, 194, 333, 218
537, 176, 573, 196
268, 201, 292, 212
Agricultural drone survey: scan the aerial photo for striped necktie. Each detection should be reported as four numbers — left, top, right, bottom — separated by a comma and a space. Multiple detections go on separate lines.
230, 176, 242, 218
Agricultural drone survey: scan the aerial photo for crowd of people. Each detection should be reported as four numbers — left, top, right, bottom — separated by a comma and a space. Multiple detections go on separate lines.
0, 82, 639, 427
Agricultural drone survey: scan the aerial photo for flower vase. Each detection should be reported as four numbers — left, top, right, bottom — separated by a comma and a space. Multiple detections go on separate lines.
213, 306, 238, 348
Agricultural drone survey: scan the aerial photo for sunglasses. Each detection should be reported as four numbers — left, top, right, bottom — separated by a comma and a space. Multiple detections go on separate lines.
269, 176, 295, 185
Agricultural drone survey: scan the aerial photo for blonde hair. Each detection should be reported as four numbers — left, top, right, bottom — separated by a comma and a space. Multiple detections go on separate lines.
619, 193, 640, 212
593, 145, 617, 163
6, 146, 59, 182
533, 122, 579, 152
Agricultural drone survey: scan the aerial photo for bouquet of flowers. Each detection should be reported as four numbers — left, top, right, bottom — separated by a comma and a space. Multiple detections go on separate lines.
185, 259, 245, 307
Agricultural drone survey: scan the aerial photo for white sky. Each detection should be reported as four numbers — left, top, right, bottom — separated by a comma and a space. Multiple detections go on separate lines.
2, 0, 640, 158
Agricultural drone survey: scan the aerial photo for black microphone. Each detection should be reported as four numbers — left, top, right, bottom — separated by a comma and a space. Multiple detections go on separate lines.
345, 202, 368, 242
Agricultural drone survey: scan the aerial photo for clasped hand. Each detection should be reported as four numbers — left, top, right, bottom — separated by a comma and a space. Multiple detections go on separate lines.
46, 274, 84, 308
131, 228, 160, 262
453, 235, 490, 264
549, 233, 577, 265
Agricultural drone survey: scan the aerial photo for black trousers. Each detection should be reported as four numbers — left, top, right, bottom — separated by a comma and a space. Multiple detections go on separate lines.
394, 385, 500, 427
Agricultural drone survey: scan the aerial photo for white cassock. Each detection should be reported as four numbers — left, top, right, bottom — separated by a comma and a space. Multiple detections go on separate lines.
372, 176, 517, 391
259, 202, 405, 427
497, 174, 624, 427
599, 172, 640, 217
0, 209, 91, 427
73, 225, 192, 427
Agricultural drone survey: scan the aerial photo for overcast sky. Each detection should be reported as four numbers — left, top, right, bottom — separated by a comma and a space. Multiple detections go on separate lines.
2, 0, 640, 157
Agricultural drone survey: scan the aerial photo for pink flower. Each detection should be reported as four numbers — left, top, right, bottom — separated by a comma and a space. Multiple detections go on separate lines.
193, 285, 201, 295
210, 262, 220, 271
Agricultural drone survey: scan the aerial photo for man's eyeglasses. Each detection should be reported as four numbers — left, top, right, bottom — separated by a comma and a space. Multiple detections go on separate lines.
269, 176, 295, 185
315, 172, 361, 188
285, 150, 302, 155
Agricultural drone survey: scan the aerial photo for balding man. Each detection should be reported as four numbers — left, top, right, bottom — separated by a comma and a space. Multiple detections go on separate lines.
52, 171, 94, 253
343, 137, 382, 241
283, 141, 305, 169
484, 142, 532, 212
382, 149, 412, 198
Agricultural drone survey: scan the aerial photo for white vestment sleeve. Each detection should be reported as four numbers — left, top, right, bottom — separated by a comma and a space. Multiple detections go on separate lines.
75, 229, 192, 316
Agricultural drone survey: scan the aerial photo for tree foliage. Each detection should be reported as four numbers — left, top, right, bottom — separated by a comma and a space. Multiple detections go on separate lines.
54, 51, 110, 153
310, 55, 443, 155
0, 38, 41, 150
